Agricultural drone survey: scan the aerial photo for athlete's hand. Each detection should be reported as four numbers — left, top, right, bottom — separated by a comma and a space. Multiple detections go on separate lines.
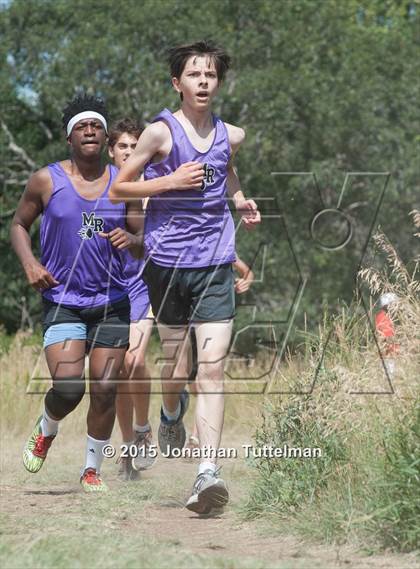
235, 270, 255, 294
236, 199, 261, 231
99, 228, 137, 250
169, 162, 205, 190
23, 261, 59, 291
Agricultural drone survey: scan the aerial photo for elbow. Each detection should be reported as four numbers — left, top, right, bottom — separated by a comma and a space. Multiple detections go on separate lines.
9, 218, 19, 243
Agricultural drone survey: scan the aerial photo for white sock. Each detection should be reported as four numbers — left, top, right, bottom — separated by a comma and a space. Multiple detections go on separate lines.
40, 408, 60, 437
162, 402, 181, 422
84, 435, 109, 473
134, 422, 151, 434
198, 461, 217, 475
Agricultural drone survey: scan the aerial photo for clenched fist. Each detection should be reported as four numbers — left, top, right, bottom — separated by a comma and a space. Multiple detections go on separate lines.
236, 199, 261, 231
169, 162, 205, 190
24, 261, 59, 291
98, 227, 137, 250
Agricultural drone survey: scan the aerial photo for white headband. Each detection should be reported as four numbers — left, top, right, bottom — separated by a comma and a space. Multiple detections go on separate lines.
66, 111, 108, 136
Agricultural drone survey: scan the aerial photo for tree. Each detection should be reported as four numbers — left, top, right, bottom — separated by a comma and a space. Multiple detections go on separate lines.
1, 0, 418, 336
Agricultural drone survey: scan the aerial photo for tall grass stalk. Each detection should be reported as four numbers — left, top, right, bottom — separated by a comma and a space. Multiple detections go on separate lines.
244, 213, 419, 552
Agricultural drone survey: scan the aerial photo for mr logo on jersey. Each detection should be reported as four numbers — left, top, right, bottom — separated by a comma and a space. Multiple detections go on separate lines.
78, 212, 105, 240
200, 163, 216, 191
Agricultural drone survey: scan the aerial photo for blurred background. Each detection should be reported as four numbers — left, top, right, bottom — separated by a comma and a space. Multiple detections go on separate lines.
1, 0, 418, 342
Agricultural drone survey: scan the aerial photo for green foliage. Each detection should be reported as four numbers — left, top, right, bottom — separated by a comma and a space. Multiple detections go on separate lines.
368, 409, 420, 551
244, 371, 349, 518
0, 326, 14, 355
1, 0, 419, 332
243, 291, 420, 552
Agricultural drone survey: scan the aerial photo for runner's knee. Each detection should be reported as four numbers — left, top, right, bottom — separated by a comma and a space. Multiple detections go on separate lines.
45, 377, 86, 419
90, 382, 117, 414
125, 353, 147, 377
197, 361, 225, 383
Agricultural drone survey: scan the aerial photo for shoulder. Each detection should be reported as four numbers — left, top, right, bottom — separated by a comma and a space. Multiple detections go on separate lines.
27, 166, 53, 194
223, 122, 246, 148
134, 120, 171, 157
143, 120, 171, 144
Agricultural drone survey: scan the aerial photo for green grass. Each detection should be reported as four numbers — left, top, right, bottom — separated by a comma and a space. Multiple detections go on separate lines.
243, 292, 420, 553
0, 534, 284, 569
365, 409, 420, 551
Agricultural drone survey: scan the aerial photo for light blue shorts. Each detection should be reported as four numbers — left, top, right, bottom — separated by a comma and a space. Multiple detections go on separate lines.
43, 323, 87, 348
42, 297, 130, 349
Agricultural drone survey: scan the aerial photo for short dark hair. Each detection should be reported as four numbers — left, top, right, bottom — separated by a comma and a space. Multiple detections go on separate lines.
108, 118, 142, 148
62, 93, 108, 131
168, 40, 231, 82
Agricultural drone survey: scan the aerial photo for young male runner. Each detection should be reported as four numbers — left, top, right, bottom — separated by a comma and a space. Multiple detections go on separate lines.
10, 95, 142, 492
107, 118, 156, 479
110, 40, 260, 513
186, 257, 255, 451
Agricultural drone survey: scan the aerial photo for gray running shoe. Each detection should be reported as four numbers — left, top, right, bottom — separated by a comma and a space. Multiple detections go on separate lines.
158, 390, 189, 458
132, 429, 157, 471
185, 469, 229, 514
117, 455, 139, 481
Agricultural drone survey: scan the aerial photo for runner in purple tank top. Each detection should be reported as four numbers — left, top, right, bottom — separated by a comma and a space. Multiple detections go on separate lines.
110, 40, 261, 513
10, 94, 143, 492
107, 118, 157, 479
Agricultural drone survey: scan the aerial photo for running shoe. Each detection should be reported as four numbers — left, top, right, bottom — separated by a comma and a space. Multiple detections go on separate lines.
80, 468, 108, 492
158, 389, 189, 458
117, 455, 140, 481
132, 429, 157, 471
23, 415, 56, 473
185, 469, 229, 514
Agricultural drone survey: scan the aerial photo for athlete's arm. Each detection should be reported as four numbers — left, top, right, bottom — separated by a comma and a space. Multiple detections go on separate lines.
99, 201, 144, 258
10, 168, 59, 290
109, 122, 205, 203
233, 256, 254, 294
225, 123, 261, 231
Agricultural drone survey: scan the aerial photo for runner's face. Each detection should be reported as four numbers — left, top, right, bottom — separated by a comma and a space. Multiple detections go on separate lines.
67, 119, 107, 157
108, 133, 138, 169
173, 56, 219, 109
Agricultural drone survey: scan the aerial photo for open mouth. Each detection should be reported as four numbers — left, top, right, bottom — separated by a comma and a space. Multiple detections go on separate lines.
196, 91, 209, 99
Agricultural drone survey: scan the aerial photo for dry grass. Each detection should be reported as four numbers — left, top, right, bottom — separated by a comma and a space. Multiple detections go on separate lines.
244, 214, 419, 552
2, 213, 418, 554
0, 327, 268, 441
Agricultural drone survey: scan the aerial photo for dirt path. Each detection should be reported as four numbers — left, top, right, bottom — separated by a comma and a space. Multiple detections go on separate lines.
1, 420, 418, 569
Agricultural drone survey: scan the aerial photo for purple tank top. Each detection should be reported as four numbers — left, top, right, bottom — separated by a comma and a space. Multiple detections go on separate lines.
122, 250, 147, 297
40, 162, 127, 308
143, 109, 236, 268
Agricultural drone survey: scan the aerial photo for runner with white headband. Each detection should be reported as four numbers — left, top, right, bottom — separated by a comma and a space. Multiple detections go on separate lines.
66, 111, 108, 137
11, 93, 213, 493
11, 94, 142, 492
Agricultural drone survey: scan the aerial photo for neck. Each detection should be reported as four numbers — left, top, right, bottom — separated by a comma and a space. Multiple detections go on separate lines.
70, 156, 105, 180
178, 103, 213, 130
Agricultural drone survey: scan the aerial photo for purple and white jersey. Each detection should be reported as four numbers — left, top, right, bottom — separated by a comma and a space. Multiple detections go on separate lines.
143, 109, 236, 268
40, 162, 127, 308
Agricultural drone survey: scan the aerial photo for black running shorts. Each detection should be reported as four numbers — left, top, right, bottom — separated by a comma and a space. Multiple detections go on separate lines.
43, 296, 130, 349
143, 260, 235, 326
